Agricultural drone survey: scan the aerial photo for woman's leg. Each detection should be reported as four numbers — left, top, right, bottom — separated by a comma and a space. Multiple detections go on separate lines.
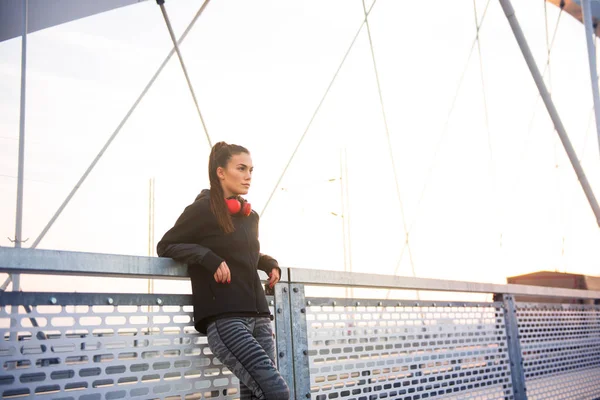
207, 318, 289, 400
239, 382, 253, 400
245, 317, 277, 400
236, 318, 278, 400
251, 317, 276, 366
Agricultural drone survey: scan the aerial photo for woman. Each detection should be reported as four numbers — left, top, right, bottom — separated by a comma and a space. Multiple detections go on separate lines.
157, 142, 290, 400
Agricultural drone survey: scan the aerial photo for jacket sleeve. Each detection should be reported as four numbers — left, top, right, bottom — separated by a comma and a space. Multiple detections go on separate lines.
157, 242, 224, 274
156, 201, 224, 274
257, 253, 281, 277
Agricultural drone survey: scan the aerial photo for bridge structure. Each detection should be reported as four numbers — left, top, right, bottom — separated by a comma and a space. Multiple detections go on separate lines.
1, 247, 599, 400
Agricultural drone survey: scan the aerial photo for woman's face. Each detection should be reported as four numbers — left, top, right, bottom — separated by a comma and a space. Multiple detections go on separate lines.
217, 152, 253, 198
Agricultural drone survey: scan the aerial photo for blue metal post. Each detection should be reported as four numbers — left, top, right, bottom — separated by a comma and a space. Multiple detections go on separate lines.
289, 283, 311, 399
274, 283, 296, 399
499, 293, 528, 400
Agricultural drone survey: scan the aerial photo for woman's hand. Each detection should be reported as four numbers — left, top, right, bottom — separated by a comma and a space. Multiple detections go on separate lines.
214, 261, 231, 284
268, 268, 280, 288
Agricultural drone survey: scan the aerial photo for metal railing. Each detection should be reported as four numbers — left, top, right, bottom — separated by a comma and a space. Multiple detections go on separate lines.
1, 247, 600, 400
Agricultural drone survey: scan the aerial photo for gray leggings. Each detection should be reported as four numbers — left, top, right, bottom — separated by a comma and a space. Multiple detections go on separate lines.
206, 317, 290, 400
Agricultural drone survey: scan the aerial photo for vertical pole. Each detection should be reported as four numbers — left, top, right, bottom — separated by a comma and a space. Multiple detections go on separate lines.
340, 147, 353, 299
498, 293, 527, 399
148, 177, 155, 257
498, 0, 600, 228
12, 0, 27, 293
289, 283, 311, 400
343, 147, 352, 276
15, 0, 28, 250
11, 274, 20, 292
274, 283, 295, 399
148, 178, 155, 294
339, 149, 348, 299
581, 0, 600, 158
15, 0, 28, 249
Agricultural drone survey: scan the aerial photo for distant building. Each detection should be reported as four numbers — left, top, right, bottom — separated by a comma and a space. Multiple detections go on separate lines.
507, 271, 600, 304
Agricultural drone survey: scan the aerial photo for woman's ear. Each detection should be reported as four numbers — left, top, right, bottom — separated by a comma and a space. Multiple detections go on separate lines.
216, 166, 225, 180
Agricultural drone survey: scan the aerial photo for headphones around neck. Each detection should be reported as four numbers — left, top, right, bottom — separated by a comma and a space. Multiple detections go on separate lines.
225, 196, 252, 217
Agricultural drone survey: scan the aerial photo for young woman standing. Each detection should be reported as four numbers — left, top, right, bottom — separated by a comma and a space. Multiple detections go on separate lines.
157, 142, 290, 400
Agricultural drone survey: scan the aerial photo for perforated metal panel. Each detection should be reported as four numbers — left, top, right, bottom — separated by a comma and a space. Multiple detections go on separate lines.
304, 299, 514, 400
515, 302, 600, 399
0, 293, 275, 400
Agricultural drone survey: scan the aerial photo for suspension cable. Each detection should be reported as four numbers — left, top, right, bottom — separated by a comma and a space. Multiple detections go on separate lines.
389, 0, 493, 270
544, 0, 553, 92
259, 0, 378, 218
158, 0, 212, 147
473, 0, 502, 254
544, 0, 566, 269
361, 0, 416, 275
473, 0, 493, 167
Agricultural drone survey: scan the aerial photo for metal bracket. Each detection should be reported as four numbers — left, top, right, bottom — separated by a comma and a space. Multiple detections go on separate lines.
7, 237, 29, 243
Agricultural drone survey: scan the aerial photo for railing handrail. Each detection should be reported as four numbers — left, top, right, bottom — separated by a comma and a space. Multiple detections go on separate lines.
0, 247, 190, 279
0, 247, 286, 281
1, 247, 599, 300
289, 268, 600, 300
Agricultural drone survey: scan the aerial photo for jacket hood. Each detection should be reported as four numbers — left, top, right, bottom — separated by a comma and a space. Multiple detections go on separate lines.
196, 189, 211, 201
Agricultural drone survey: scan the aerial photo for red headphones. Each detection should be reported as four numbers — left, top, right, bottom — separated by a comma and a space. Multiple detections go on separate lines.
225, 196, 252, 217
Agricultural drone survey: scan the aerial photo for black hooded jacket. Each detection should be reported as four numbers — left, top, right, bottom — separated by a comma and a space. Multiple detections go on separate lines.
156, 189, 280, 334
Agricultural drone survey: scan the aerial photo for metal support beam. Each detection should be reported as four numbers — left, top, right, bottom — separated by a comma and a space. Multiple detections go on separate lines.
498, 0, 600, 228
581, 0, 600, 158
497, 294, 527, 400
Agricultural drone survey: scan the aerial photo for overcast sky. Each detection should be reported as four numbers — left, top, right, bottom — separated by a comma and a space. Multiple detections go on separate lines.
1, 0, 599, 295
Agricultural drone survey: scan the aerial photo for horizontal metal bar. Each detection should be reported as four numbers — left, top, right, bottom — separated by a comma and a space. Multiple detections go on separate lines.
1, 248, 598, 300
514, 301, 600, 310
0, 291, 194, 306
0, 247, 188, 279
0, 247, 289, 281
290, 268, 600, 300
304, 297, 500, 308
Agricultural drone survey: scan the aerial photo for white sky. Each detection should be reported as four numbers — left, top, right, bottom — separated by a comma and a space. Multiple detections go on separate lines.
0, 0, 599, 295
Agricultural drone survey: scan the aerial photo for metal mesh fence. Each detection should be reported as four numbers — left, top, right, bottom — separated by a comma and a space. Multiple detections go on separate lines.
515, 302, 600, 400
0, 293, 276, 400
3, 290, 600, 400
303, 299, 514, 400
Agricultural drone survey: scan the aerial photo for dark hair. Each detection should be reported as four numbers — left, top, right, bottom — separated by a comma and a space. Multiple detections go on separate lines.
209, 141, 250, 233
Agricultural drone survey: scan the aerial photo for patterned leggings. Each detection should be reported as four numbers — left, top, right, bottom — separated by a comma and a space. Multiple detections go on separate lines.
206, 317, 290, 400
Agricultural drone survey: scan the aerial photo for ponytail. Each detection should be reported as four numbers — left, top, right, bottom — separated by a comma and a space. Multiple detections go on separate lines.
208, 141, 250, 233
